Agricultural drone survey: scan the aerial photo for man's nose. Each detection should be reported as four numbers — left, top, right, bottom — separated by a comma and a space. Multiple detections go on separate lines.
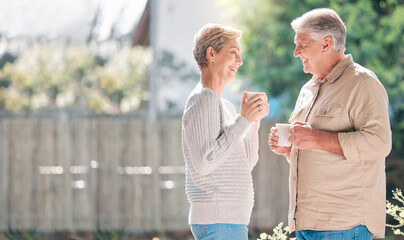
294, 46, 300, 57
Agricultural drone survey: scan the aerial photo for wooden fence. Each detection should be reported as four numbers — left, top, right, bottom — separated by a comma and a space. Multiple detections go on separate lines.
0, 115, 289, 232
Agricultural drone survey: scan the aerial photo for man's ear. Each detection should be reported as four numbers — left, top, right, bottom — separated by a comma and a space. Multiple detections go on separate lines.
206, 46, 215, 62
322, 36, 333, 53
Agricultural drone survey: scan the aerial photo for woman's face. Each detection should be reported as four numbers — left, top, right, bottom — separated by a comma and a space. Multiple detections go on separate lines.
212, 38, 243, 83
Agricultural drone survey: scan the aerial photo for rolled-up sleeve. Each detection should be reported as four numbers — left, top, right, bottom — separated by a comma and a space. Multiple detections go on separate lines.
338, 75, 391, 161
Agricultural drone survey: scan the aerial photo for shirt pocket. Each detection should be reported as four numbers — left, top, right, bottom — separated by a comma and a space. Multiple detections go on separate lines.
313, 105, 342, 118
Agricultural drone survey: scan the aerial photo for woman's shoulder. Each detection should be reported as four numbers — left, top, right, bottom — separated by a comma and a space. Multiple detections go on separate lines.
184, 84, 220, 112
182, 86, 222, 128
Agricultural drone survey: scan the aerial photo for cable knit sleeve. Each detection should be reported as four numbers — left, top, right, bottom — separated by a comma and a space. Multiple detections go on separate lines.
243, 121, 260, 171
182, 88, 250, 176
221, 99, 260, 171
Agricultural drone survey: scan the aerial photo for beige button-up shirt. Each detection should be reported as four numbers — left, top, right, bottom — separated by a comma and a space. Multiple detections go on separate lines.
287, 55, 391, 238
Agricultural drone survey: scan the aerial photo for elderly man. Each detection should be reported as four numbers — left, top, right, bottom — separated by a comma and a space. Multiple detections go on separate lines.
268, 8, 391, 240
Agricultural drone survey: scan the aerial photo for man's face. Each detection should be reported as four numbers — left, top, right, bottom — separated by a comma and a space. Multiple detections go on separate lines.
293, 32, 325, 77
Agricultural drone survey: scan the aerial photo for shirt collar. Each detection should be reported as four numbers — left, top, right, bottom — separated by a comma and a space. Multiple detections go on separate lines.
323, 54, 354, 83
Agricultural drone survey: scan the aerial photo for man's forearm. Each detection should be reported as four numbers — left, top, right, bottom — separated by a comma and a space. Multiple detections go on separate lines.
315, 130, 344, 155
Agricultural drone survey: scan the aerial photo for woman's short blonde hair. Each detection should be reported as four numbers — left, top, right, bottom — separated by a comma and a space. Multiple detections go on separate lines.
193, 23, 242, 69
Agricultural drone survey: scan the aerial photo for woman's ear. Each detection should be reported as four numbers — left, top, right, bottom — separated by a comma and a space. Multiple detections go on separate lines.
206, 46, 215, 62
322, 36, 333, 53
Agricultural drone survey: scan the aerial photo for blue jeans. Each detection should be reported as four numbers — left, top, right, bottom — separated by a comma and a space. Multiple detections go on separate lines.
296, 225, 373, 240
190, 223, 248, 240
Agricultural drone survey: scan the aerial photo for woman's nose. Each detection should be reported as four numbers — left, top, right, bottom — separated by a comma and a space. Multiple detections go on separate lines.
237, 55, 243, 66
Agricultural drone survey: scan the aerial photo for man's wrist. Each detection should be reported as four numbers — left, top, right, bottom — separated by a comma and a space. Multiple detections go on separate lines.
313, 129, 324, 149
315, 130, 344, 155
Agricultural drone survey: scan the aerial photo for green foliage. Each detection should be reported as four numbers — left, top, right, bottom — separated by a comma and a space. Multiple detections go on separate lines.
94, 230, 126, 240
224, 0, 404, 153
0, 43, 151, 114
3, 230, 38, 240
92, 46, 151, 114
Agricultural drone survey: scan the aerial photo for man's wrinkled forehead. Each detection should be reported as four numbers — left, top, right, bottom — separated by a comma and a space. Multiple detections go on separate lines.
294, 32, 313, 44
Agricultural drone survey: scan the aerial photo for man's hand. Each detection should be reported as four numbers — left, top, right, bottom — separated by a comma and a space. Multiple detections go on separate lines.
268, 127, 291, 159
290, 122, 344, 155
290, 122, 318, 149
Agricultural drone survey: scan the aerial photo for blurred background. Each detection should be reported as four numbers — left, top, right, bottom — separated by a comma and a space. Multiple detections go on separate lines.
0, 0, 403, 239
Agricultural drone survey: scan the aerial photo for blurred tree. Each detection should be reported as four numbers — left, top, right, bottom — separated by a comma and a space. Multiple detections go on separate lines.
0, 45, 65, 111
0, 52, 17, 69
223, 0, 404, 153
64, 45, 99, 110
95, 46, 151, 114
87, 3, 101, 44
156, 50, 200, 113
0, 44, 151, 115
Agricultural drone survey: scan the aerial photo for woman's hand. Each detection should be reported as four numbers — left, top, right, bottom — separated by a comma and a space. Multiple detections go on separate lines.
240, 92, 269, 122
268, 127, 291, 158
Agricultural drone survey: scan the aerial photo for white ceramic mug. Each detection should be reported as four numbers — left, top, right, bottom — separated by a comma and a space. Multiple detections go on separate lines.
246, 91, 266, 101
275, 123, 291, 147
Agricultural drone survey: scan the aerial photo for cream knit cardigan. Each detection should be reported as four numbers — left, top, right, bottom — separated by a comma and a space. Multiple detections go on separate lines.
182, 83, 260, 225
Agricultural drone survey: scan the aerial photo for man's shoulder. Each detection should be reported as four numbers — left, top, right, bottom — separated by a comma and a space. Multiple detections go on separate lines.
345, 62, 387, 93
350, 62, 378, 81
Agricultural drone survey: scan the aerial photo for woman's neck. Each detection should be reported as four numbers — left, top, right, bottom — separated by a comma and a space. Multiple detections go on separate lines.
201, 70, 226, 97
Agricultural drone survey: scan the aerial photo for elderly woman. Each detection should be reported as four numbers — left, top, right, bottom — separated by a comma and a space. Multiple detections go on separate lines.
181, 24, 269, 240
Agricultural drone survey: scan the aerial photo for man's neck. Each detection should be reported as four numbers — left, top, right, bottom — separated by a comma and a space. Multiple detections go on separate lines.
316, 53, 345, 80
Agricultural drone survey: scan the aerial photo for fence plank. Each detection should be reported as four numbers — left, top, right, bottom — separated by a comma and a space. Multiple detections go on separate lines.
160, 118, 188, 230
0, 119, 8, 229
133, 120, 154, 232
147, 121, 162, 231
58, 115, 73, 230
72, 117, 94, 230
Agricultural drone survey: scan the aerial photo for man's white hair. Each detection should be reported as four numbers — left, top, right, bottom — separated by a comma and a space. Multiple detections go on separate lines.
291, 8, 346, 53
